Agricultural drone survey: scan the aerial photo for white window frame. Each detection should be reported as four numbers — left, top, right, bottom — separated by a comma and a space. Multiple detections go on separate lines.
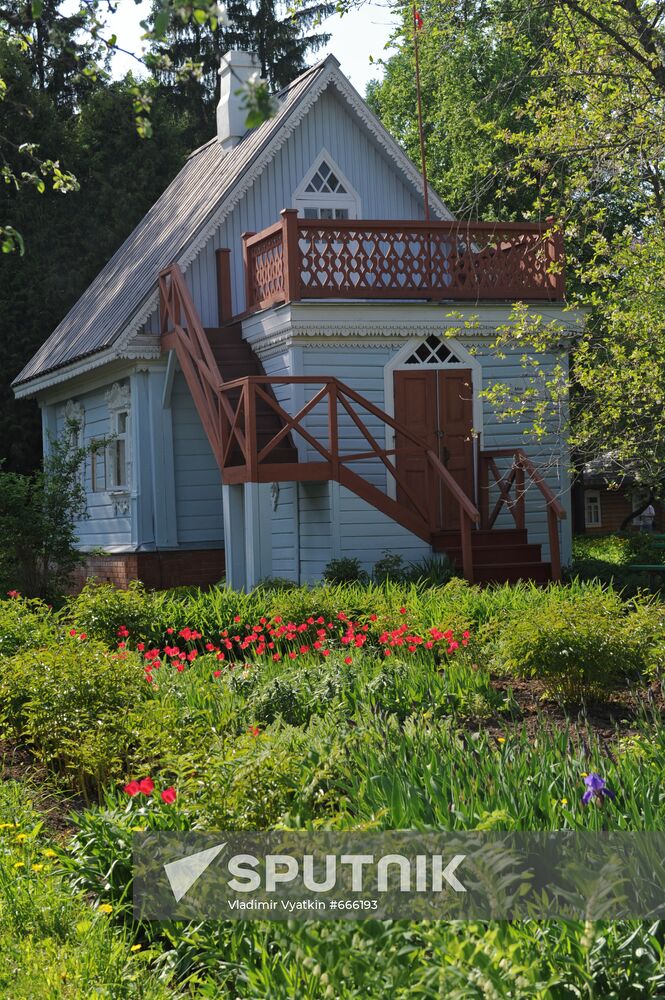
90, 441, 106, 493
105, 382, 132, 501
293, 149, 361, 220
585, 489, 602, 528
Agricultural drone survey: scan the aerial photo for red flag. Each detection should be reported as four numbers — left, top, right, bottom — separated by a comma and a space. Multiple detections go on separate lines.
414, 9, 423, 30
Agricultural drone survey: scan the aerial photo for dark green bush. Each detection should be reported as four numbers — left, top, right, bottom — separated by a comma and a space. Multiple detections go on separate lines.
489, 589, 662, 701
322, 557, 368, 584
0, 423, 87, 599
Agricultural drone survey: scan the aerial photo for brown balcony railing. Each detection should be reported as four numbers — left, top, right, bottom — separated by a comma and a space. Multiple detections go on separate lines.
243, 209, 565, 313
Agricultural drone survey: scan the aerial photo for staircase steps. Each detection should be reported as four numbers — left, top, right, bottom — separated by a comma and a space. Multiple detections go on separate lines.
205, 323, 298, 467
432, 527, 553, 583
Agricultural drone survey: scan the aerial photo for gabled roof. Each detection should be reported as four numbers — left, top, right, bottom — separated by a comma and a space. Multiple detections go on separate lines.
14, 55, 451, 395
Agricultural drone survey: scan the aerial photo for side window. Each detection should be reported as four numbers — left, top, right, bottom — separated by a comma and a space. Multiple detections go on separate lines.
295, 152, 360, 220
104, 382, 131, 494
91, 442, 106, 493
584, 490, 602, 528
108, 409, 130, 489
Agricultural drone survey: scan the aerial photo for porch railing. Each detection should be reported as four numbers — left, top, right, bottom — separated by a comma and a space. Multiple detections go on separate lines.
218, 374, 481, 581
243, 209, 565, 312
479, 449, 567, 579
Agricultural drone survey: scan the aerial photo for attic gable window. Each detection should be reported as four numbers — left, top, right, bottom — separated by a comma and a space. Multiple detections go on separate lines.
294, 150, 360, 220
305, 161, 348, 195
404, 337, 463, 365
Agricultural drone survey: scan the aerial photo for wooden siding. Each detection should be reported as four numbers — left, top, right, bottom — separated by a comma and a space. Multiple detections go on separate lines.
299, 344, 397, 491
271, 481, 299, 581
183, 87, 426, 322
298, 482, 333, 582
170, 371, 225, 546
54, 387, 132, 550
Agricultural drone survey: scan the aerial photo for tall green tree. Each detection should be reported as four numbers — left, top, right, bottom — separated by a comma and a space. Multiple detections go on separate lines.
0, 65, 193, 472
148, 0, 334, 145
369, 0, 665, 501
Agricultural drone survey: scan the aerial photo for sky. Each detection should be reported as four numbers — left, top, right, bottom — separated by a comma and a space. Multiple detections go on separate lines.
104, 1, 398, 96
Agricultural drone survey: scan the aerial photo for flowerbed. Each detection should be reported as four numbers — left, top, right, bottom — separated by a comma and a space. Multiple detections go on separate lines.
1, 579, 665, 997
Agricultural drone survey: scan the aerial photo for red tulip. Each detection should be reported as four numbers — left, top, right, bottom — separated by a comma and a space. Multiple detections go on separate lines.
161, 786, 177, 804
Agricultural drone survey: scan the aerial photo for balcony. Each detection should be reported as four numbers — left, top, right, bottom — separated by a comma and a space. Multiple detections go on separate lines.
242, 209, 565, 314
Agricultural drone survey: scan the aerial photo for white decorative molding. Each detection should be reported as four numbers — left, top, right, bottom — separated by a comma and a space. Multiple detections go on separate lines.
109, 491, 131, 517
105, 382, 131, 412
293, 147, 361, 218
63, 398, 84, 426
270, 481, 280, 511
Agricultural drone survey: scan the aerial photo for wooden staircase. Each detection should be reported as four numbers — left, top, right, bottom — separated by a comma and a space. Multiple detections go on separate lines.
205, 322, 298, 467
432, 528, 552, 583
158, 261, 566, 585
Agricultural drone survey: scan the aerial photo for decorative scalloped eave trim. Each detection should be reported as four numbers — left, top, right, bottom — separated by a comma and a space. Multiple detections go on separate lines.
247, 320, 505, 361
13, 344, 162, 399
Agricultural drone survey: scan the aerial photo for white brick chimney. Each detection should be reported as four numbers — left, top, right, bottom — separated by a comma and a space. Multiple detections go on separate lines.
217, 50, 261, 151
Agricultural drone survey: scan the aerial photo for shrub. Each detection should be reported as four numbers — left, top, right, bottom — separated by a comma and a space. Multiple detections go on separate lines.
0, 636, 178, 795
322, 557, 368, 584
373, 552, 409, 583
65, 580, 163, 647
0, 422, 88, 600
489, 589, 661, 701
406, 554, 456, 586
0, 594, 55, 657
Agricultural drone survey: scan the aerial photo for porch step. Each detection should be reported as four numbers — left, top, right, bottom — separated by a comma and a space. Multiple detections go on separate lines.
437, 543, 543, 565
432, 528, 528, 549
432, 527, 552, 583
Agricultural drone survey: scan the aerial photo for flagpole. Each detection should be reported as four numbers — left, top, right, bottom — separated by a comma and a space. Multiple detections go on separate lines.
412, 3, 430, 222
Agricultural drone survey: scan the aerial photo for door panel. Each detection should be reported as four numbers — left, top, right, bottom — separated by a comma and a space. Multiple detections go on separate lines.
394, 370, 437, 521
437, 370, 474, 527
394, 367, 474, 530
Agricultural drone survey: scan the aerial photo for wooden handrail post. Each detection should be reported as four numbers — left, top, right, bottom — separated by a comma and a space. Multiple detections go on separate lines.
245, 381, 258, 480
479, 454, 489, 529
460, 508, 474, 583
215, 248, 233, 324
241, 231, 256, 314
328, 381, 339, 481
280, 209, 301, 303
515, 460, 526, 530
548, 506, 562, 581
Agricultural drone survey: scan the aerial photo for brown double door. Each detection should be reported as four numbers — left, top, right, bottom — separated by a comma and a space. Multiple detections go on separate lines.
394, 368, 474, 529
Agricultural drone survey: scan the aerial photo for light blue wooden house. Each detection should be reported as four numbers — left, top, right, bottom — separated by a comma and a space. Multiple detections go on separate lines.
13, 51, 577, 590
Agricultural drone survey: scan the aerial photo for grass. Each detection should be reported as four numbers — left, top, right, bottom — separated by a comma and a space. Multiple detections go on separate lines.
1, 576, 665, 997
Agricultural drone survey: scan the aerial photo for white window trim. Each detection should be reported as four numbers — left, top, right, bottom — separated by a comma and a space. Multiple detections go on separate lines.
293, 148, 361, 219
63, 399, 84, 485
104, 382, 132, 511
584, 489, 602, 528
383, 337, 483, 502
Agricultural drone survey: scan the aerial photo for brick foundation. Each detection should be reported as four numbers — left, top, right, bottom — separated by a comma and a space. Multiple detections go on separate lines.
69, 549, 226, 592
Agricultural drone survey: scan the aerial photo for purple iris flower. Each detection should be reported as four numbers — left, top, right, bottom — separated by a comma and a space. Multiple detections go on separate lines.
581, 772, 616, 806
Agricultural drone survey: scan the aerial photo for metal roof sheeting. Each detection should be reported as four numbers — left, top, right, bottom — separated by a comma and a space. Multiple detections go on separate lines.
13, 59, 328, 389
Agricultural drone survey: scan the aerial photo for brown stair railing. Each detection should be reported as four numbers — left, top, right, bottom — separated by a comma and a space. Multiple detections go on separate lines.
479, 449, 567, 579
160, 261, 524, 583
217, 375, 480, 581
159, 263, 236, 470
243, 209, 565, 312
